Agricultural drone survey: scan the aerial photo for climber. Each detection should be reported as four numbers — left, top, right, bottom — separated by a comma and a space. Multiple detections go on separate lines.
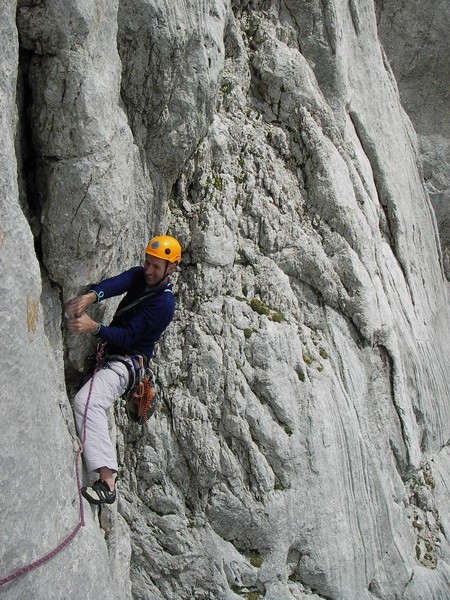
65, 235, 181, 506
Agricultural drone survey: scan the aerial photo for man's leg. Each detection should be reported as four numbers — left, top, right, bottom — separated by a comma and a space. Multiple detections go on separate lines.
73, 361, 129, 490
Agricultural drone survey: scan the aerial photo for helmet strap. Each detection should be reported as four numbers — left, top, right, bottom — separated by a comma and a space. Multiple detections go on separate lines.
147, 261, 170, 289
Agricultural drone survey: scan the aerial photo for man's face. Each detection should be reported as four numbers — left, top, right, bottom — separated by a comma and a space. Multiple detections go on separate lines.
143, 253, 175, 286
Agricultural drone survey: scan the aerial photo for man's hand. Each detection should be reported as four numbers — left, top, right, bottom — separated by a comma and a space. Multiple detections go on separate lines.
65, 292, 96, 318
65, 292, 98, 335
66, 312, 99, 334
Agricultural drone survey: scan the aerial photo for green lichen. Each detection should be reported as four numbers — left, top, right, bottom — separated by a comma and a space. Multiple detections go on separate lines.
159, 403, 170, 415
234, 173, 248, 184
249, 553, 263, 568
284, 425, 293, 436
319, 347, 329, 359
302, 352, 313, 365
274, 479, 285, 491
410, 474, 423, 490
206, 175, 224, 190
423, 471, 436, 490
213, 176, 223, 190
250, 298, 270, 315
270, 310, 285, 323
244, 328, 253, 339
247, 297, 285, 323
296, 369, 305, 382
221, 80, 233, 95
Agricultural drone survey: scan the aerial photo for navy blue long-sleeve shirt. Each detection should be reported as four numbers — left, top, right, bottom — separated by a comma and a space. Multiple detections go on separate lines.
90, 267, 175, 360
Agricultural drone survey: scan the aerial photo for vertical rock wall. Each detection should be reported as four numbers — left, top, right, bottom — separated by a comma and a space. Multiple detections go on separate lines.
376, 0, 450, 278
1, 2, 121, 599
1, 1, 449, 599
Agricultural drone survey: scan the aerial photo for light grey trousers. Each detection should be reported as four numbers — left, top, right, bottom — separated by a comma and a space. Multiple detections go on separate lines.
73, 361, 130, 478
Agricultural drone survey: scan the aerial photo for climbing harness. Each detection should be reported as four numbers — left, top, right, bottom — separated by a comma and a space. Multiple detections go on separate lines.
101, 348, 158, 425
81, 339, 158, 425
0, 344, 104, 587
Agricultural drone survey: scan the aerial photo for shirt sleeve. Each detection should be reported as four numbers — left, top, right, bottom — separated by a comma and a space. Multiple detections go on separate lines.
90, 267, 143, 302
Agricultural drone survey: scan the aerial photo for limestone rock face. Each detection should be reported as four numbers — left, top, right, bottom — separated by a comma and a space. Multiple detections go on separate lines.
1, 1, 449, 600
376, 0, 450, 278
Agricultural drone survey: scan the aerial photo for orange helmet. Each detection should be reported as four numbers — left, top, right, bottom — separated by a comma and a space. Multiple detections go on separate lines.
145, 235, 182, 263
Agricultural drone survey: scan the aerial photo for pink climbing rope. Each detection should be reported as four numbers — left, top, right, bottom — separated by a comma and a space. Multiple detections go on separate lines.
0, 350, 102, 587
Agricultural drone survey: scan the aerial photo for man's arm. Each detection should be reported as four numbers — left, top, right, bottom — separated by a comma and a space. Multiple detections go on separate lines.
89, 267, 143, 302
64, 267, 142, 335
66, 268, 143, 318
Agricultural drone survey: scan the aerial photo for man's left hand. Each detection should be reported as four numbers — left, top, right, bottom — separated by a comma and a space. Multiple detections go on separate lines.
66, 312, 99, 334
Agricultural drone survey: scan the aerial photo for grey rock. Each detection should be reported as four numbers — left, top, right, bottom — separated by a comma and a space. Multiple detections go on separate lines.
376, 0, 450, 278
1, 1, 449, 600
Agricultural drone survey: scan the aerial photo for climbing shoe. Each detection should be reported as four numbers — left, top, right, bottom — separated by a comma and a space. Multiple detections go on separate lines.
81, 480, 116, 505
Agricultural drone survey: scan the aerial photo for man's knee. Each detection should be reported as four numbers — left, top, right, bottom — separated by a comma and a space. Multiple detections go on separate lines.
73, 384, 89, 419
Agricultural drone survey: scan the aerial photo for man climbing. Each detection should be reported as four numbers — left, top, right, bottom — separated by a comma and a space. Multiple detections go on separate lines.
65, 235, 181, 506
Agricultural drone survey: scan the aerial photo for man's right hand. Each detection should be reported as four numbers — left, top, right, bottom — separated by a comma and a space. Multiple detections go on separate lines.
65, 292, 96, 318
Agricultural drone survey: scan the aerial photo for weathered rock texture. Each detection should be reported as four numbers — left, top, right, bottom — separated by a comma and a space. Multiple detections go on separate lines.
376, 0, 450, 279
1, 1, 449, 599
